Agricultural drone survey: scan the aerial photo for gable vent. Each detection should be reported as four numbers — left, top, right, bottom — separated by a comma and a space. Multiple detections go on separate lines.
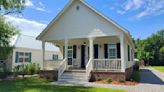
76, 5, 80, 11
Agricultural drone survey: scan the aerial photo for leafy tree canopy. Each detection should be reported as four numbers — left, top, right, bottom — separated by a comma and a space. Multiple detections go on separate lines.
0, 0, 26, 15
0, 16, 19, 47
135, 30, 164, 66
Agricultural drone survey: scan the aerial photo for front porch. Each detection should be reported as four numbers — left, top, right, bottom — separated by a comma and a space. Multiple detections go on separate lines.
42, 35, 126, 81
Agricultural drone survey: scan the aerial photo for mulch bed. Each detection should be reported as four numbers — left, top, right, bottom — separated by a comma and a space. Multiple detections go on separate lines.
96, 80, 139, 85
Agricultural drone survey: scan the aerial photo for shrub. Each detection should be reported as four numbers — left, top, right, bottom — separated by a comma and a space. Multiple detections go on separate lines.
107, 77, 112, 83
134, 61, 140, 70
29, 63, 36, 75
18, 64, 29, 78
119, 79, 125, 83
0, 63, 10, 79
129, 70, 140, 82
0, 72, 7, 79
13, 65, 20, 77
13, 63, 40, 78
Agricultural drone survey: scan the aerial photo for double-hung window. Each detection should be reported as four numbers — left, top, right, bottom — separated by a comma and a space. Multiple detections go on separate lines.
53, 54, 58, 60
68, 46, 73, 65
15, 52, 31, 63
108, 44, 117, 59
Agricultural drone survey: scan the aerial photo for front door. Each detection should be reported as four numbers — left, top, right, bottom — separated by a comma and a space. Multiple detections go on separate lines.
81, 45, 86, 68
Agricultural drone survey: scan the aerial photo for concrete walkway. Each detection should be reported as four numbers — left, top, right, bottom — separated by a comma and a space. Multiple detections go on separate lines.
51, 68, 164, 92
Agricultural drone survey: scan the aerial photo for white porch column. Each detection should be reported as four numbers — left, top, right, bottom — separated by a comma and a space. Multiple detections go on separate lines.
120, 35, 125, 72
64, 39, 68, 61
42, 41, 45, 70
89, 38, 94, 60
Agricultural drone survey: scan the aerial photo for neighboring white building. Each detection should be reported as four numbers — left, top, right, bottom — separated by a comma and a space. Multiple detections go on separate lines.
37, 0, 135, 82
6, 34, 61, 71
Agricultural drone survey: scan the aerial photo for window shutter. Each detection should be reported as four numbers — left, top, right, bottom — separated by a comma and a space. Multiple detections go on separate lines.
94, 44, 99, 59
73, 45, 77, 58
117, 43, 121, 58
15, 52, 19, 63
52, 54, 54, 60
104, 44, 108, 59
56, 55, 58, 60
128, 45, 130, 61
63, 46, 65, 59
29, 52, 32, 62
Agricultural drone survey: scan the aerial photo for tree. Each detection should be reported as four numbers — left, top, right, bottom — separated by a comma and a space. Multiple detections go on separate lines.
0, 0, 26, 15
0, 0, 26, 60
0, 16, 19, 47
135, 30, 164, 66
0, 16, 19, 60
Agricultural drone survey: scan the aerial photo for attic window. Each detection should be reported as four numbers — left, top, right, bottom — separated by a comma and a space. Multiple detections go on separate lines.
76, 5, 80, 11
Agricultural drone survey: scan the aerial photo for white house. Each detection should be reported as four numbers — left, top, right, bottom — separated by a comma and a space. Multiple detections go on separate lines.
37, 0, 135, 82
6, 34, 61, 71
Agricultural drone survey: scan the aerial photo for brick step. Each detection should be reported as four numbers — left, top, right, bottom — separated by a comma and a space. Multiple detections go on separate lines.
58, 71, 88, 83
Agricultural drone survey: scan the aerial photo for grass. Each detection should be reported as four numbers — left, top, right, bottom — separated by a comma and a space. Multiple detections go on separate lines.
150, 66, 164, 72
0, 77, 126, 92
129, 70, 140, 82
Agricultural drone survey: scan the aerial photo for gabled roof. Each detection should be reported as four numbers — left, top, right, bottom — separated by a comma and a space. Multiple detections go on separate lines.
14, 34, 59, 51
36, 0, 134, 49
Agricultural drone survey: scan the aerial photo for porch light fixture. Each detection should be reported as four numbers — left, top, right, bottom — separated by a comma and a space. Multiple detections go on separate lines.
84, 42, 86, 45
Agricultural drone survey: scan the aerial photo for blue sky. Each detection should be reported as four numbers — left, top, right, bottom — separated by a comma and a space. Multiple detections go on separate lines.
6, 0, 164, 39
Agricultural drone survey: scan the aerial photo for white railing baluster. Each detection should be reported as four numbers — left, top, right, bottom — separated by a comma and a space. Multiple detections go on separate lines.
58, 59, 67, 78
86, 58, 93, 81
93, 59, 121, 71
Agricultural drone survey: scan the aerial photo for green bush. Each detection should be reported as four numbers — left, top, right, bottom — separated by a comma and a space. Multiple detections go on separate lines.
107, 77, 112, 83
129, 70, 140, 82
0, 63, 10, 79
119, 79, 125, 83
13, 63, 40, 77
0, 72, 7, 79
134, 61, 140, 70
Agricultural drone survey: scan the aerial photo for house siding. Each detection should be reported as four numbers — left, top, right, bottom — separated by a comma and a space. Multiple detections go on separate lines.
8, 48, 61, 71
41, 1, 123, 41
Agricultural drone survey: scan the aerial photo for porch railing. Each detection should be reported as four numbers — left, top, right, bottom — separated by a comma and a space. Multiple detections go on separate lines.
86, 58, 93, 80
44, 60, 63, 70
93, 59, 121, 71
58, 59, 67, 78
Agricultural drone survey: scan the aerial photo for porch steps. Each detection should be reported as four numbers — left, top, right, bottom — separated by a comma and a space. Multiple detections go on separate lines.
58, 70, 88, 83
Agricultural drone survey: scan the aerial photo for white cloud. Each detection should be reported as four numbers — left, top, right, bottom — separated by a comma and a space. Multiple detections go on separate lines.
25, 0, 34, 7
25, 0, 49, 13
136, 0, 164, 18
125, 0, 143, 11
36, 7, 46, 12
115, 0, 164, 18
117, 10, 126, 15
5, 15, 47, 37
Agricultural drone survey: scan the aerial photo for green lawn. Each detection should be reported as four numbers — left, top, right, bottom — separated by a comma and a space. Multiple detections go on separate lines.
151, 66, 164, 72
0, 77, 126, 92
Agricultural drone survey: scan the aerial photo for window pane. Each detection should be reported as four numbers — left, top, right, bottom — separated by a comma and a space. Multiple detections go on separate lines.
25, 53, 29, 56
68, 46, 72, 49
19, 58, 23, 62
108, 44, 117, 59
19, 52, 24, 56
25, 58, 30, 62
68, 58, 72, 65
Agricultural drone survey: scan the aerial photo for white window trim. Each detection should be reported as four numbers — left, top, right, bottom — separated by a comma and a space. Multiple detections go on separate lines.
17, 52, 31, 63
67, 46, 73, 66
108, 44, 117, 59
